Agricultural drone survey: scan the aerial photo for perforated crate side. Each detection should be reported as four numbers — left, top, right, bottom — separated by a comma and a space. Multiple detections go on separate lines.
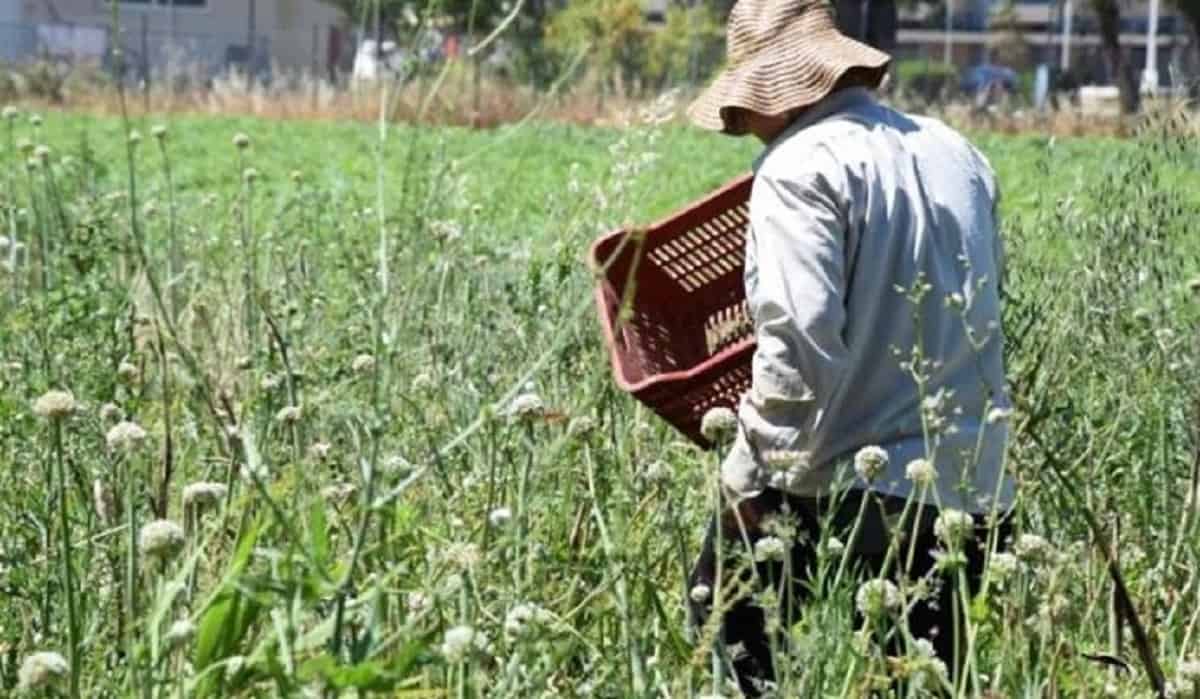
588, 172, 757, 448
632, 343, 755, 448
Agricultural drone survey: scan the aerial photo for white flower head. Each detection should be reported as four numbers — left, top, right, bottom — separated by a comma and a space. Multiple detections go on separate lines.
443, 541, 482, 569
182, 481, 228, 509
33, 389, 76, 419
988, 551, 1020, 581
933, 509, 975, 545
1178, 659, 1200, 682
233, 132, 251, 149
567, 415, 598, 439
165, 619, 196, 649
1014, 533, 1051, 564
152, 124, 168, 140
905, 458, 937, 486
855, 578, 901, 617
753, 536, 786, 562
700, 407, 738, 444
689, 583, 712, 604
826, 536, 846, 557
117, 361, 139, 383
488, 507, 512, 528
351, 353, 375, 373
913, 638, 936, 658
430, 219, 463, 242
507, 392, 544, 421
762, 449, 809, 472
411, 371, 435, 392
504, 603, 552, 640
99, 402, 123, 422
910, 638, 949, 683
321, 482, 358, 503
275, 404, 302, 423
769, 469, 804, 491
854, 445, 889, 482
107, 420, 149, 451
2, 105, 17, 120
223, 654, 246, 678
139, 519, 186, 560
29, 143, 52, 162
380, 454, 412, 477
642, 460, 672, 486
1187, 277, 1200, 295
440, 625, 478, 663
762, 449, 812, 490
406, 591, 433, 616
17, 651, 68, 691
308, 441, 332, 461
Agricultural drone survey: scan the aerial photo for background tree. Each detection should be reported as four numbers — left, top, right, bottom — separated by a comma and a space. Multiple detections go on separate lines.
320, 0, 561, 84
835, 0, 900, 54
318, 0, 515, 35
544, 0, 646, 96
990, 0, 1031, 68
1091, 0, 1139, 114
1171, 0, 1200, 41
644, 3, 725, 88
318, 0, 407, 32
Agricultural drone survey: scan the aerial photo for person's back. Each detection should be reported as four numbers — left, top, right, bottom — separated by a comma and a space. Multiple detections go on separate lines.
680, 1, 1016, 694
727, 87, 1013, 514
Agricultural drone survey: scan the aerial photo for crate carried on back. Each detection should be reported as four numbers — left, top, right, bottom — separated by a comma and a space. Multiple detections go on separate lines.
588, 173, 756, 449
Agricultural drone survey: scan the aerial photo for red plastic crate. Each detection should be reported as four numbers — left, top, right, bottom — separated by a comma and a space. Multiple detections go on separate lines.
589, 173, 757, 449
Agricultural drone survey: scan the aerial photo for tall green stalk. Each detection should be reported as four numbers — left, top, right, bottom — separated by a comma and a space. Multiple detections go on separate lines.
238, 148, 259, 356
51, 420, 81, 699
154, 128, 181, 322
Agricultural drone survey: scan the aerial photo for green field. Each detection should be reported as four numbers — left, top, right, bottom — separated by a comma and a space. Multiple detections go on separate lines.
3, 106, 1200, 697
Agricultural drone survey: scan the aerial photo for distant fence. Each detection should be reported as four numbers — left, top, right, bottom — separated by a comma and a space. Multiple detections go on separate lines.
0, 19, 271, 82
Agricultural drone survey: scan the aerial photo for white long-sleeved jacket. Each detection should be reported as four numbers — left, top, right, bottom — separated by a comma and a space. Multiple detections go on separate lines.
721, 87, 1014, 515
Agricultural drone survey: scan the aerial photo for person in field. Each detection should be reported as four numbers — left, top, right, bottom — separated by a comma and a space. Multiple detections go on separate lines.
683, 0, 1015, 695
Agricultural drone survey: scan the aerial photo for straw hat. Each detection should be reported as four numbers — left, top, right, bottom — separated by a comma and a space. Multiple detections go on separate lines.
688, 0, 892, 135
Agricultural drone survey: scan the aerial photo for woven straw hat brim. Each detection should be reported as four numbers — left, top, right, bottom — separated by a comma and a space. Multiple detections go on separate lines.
688, 18, 891, 135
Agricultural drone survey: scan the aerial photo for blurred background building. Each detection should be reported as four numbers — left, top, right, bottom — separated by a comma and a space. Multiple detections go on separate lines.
0, 0, 1193, 107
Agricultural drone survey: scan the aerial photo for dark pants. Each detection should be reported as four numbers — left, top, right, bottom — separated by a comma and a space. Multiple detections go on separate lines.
687, 488, 1011, 697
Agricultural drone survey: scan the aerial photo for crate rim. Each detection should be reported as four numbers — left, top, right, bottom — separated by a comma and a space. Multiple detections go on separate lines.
585, 171, 754, 276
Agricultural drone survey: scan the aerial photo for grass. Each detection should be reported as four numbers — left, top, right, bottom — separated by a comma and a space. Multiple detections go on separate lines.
2, 98, 1200, 698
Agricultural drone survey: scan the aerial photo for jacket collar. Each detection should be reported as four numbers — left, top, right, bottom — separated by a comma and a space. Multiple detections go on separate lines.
753, 87, 877, 169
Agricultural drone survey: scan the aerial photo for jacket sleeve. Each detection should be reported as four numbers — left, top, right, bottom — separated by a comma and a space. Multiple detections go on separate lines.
720, 151, 851, 497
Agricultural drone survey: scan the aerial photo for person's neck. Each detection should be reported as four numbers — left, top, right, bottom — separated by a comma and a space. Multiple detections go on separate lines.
757, 87, 875, 145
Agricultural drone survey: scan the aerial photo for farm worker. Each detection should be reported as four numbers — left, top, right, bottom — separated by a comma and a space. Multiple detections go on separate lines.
683, 0, 1015, 695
